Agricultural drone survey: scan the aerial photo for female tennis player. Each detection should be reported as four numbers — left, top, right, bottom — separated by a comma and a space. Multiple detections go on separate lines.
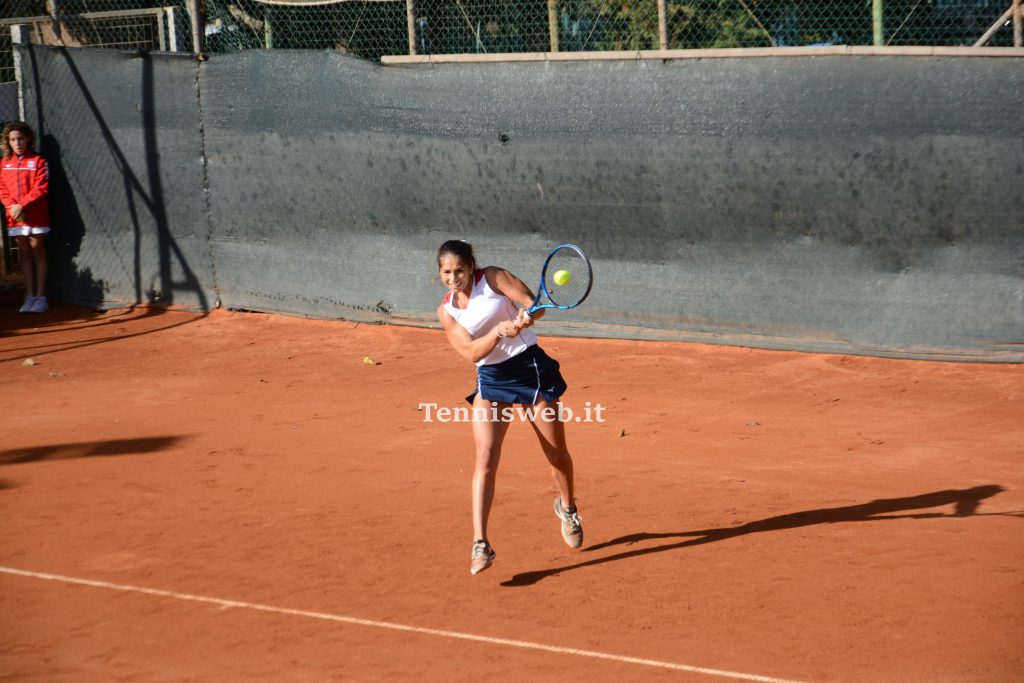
436, 240, 583, 575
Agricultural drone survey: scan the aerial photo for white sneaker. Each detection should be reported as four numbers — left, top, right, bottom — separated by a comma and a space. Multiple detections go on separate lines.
19, 296, 36, 313
29, 296, 49, 313
554, 497, 584, 549
470, 540, 495, 575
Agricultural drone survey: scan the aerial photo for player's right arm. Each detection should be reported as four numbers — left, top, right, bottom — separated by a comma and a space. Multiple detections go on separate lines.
0, 171, 13, 208
437, 304, 520, 364
487, 267, 544, 328
0, 179, 17, 221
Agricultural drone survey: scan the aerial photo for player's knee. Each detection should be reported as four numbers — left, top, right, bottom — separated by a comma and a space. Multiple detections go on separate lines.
544, 448, 570, 467
474, 447, 500, 470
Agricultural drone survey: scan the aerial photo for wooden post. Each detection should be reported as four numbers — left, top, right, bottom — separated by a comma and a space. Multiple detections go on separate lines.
657, 0, 668, 50
406, 0, 416, 55
872, 0, 883, 46
547, 0, 558, 53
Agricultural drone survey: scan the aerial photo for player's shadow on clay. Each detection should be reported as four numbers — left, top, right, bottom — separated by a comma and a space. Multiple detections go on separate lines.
501, 485, 1015, 587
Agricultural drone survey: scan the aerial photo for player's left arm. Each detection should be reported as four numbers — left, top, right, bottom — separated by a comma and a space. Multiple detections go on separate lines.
485, 267, 545, 326
19, 159, 49, 208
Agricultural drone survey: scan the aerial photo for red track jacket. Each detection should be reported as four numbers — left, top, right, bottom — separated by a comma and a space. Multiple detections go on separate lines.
0, 152, 50, 228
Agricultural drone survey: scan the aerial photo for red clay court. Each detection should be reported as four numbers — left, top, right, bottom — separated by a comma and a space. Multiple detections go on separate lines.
2, 303, 1022, 681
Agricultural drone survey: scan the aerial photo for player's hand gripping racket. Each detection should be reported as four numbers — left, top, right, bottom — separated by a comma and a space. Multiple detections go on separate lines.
527, 244, 593, 315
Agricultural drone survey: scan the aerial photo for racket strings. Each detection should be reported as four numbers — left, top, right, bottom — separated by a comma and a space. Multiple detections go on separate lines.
543, 250, 590, 307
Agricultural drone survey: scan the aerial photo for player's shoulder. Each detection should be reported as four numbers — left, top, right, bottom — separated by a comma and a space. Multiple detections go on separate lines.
479, 266, 504, 286
436, 300, 457, 327
482, 265, 517, 293
23, 153, 45, 170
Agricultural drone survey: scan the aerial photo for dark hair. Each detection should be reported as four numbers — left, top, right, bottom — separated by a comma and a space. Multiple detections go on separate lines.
1, 121, 36, 158
437, 239, 476, 271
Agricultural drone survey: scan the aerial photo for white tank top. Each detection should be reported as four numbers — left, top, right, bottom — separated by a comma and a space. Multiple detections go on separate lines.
443, 270, 538, 366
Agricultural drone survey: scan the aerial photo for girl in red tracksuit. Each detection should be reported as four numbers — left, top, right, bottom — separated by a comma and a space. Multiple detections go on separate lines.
1, 121, 51, 313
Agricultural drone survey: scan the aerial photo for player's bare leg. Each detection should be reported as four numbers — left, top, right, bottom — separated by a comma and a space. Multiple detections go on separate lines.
528, 399, 574, 505
529, 399, 583, 548
469, 396, 510, 573
16, 236, 35, 311
28, 235, 47, 298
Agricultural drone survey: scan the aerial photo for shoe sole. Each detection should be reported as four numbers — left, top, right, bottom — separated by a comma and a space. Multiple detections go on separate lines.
470, 553, 495, 576
561, 532, 583, 549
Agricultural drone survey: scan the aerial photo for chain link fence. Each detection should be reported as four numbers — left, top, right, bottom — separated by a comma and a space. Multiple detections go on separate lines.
0, 1, 1019, 66
198, 0, 1024, 56
1, 0, 187, 140
398, 0, 1018, 53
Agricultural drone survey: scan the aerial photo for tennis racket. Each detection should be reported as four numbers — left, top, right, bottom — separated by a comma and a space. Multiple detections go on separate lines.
527, 244, 593, 314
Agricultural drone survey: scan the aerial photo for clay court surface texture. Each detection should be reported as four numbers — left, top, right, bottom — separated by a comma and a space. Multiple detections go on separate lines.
2, 303, 1022, 682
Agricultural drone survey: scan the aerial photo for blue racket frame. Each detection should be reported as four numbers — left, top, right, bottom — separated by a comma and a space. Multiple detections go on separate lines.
527, 244, 593, 314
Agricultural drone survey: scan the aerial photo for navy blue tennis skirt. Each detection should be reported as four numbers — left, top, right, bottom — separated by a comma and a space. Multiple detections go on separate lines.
466, 345, 568, 405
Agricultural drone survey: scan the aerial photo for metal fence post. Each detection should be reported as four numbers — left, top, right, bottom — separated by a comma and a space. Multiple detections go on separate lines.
164, 7, 179, 52
872, 0, 884, 45
1014, 0, 1022, 47
406, 0, 416, 55
3, 24, 31, 279
189, 0, 204, 54
155, 8, 167, 51
974, 7, 1014, 46
10, 24, 28, 122
658, 0, 668, 50
547, 0, 558, 52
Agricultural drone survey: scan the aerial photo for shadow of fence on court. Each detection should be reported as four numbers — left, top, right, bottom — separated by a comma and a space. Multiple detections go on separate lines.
0, 305, 205, 363
0, 435, 189, 465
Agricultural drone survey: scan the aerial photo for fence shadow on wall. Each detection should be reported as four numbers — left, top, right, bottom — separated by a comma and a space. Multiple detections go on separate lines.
25, 43, 209, 311
40, 133, 103, 306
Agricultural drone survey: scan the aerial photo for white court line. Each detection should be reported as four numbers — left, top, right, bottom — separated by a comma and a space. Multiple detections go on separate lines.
0, 565, 807, 683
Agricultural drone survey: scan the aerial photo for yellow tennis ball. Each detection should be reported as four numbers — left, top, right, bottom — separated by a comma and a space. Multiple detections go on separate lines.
553, 269, 572, 286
